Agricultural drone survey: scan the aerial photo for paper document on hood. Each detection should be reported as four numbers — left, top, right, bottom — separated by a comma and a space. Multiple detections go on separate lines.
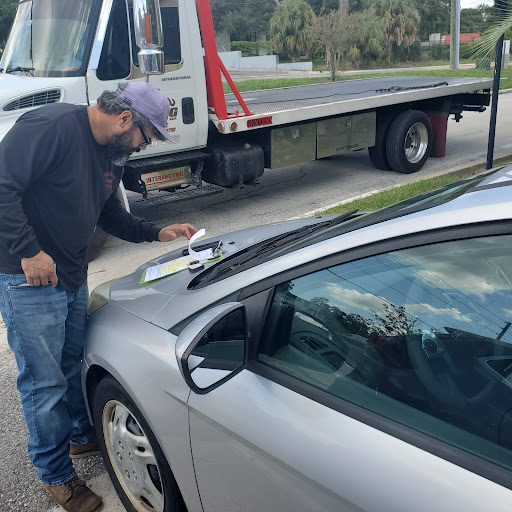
188, 229, 215, 261
143, 255, 197, 283
142, 229, 218, 284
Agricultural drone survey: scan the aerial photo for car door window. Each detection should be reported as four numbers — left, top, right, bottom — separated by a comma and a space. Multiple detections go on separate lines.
258, 234, 512, 472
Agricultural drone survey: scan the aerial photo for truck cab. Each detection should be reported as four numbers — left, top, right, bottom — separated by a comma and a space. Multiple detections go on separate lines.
1, 0, 209, 148
0, 0, 211, 204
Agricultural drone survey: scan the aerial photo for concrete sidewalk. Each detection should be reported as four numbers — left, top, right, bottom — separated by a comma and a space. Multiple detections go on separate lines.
224, 63, 478, 82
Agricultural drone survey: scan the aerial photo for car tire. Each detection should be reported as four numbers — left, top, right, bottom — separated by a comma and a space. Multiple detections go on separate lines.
386, 110, 432, 174
92, 376, 186, 512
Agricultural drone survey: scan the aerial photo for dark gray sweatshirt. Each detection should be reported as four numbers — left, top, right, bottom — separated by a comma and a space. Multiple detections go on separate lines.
0, 103, 160, 291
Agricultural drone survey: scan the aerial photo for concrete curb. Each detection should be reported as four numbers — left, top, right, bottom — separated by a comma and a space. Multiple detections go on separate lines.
423, 152, 512, 181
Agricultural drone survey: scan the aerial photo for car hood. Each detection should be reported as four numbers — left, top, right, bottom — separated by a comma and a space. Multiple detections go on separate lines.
103, 216, 333, 323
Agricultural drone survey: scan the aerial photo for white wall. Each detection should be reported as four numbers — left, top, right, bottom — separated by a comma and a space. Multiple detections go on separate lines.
219, 51, 313, 71
239, 55, 279, 69
219, 51, 241, 69
278, 62, 313, 71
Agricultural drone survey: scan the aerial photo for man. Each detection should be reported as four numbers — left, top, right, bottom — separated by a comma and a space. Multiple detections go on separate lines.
0, 82, 198, 512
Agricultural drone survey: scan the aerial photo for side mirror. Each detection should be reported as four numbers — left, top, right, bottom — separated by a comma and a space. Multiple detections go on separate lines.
133, 0, 165, 75
176, 303, 247, 394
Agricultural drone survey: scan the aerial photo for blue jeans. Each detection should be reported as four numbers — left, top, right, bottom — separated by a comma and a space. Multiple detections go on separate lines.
0, 273, 95, 486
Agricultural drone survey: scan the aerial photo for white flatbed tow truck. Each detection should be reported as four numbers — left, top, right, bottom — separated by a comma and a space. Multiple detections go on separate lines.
0, 0, 493, 208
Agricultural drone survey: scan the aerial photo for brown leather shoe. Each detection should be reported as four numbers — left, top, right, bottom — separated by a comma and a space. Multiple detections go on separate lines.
69, 440, 101, 459
43, 476, 102, 512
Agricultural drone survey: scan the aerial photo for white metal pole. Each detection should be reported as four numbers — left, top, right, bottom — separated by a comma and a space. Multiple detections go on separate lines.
455, 0, 460, 69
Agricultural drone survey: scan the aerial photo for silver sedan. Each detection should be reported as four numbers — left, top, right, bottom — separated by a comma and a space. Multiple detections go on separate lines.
83, 166, 512, 512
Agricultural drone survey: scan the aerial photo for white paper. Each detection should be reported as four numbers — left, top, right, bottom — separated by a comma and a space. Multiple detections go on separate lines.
144, 264, 165, 283
144, 255, 196, 282
188, 229, 214, 261
143, 228, 218, 283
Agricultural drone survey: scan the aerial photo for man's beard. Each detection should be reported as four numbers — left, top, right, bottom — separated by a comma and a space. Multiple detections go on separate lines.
105, 127, 140, 166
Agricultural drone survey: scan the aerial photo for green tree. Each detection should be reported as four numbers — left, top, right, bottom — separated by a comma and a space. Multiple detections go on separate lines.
310, 8, 348, 80
270, 0, 315, 61
344, 0, 419, 61
348, 0, 366, 11
211, 0, 276, 41
461, 4, 499, 34
305, 0, 338, 16
473, 3, 512, 59
0, 0, 17, 47
343, 7, 386, 67
373, 0, 420, 60
416, 0, 450, 41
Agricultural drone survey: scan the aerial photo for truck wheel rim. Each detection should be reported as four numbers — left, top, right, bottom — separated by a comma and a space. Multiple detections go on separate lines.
103, 400, 165, 512
404, 122, 428, 164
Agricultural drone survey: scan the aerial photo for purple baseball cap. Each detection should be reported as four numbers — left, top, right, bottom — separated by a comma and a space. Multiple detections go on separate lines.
119, 82, 175, 143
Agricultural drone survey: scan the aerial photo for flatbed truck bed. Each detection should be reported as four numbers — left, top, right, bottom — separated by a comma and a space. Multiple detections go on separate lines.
218, 77, 494, 131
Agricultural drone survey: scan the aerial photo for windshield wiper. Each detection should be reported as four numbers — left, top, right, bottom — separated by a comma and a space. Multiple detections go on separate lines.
320, 209, 361, 229
201, 210, 359, 283
6, 66, 35, 76
238, 209, 359, 259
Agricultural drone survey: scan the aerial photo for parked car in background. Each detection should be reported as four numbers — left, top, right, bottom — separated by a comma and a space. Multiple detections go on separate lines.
84, 165, 512, 512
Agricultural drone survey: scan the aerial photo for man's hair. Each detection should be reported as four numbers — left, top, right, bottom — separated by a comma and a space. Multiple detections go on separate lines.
96, 84, 167, 142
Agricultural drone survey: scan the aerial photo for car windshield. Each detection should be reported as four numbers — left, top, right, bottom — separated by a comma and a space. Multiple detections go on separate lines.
191, 170, 496, 289
278, 171, 489, 254
0, 0, 101, 77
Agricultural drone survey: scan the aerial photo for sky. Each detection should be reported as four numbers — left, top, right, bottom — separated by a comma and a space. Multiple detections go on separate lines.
461, 0, 493, 7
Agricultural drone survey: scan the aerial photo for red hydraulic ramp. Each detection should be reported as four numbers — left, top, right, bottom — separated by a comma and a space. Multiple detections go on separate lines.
196, 0, 253, 120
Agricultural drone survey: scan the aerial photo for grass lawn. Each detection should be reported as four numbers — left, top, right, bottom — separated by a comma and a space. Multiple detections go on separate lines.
318, 173, 476, 216
311, 58, 474, 71
223, 67, 511, 94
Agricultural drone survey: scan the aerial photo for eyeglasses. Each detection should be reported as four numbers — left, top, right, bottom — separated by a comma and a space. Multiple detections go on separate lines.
138, 124, 152, 147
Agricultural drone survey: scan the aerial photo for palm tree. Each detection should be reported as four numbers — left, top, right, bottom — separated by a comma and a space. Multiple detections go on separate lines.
472, 1, 511, 169
472, 2, 511, 59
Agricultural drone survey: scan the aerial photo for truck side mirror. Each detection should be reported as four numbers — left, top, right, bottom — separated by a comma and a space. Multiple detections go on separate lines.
133, 0, 165, 75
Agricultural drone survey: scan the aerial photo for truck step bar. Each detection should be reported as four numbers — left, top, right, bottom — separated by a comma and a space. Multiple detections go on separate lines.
135, 184, 223, 206
125, 150, 211, 174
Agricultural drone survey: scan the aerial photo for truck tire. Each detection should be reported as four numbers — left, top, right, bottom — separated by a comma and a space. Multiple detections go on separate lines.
368, 115, 393, 171
386, 110, 432, 174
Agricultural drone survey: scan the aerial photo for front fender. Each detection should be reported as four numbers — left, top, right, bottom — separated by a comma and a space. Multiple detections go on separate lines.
83, 304, 202, 512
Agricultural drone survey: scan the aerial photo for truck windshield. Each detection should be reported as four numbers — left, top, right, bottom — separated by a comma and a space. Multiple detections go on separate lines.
0, 0, 101, 77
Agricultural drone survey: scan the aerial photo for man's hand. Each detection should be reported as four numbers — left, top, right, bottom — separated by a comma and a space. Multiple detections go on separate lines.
21, 251, 58, 287
158, 224, 198, 242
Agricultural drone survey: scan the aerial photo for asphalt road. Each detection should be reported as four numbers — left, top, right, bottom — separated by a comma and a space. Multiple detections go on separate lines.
0, 92, 511, 512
